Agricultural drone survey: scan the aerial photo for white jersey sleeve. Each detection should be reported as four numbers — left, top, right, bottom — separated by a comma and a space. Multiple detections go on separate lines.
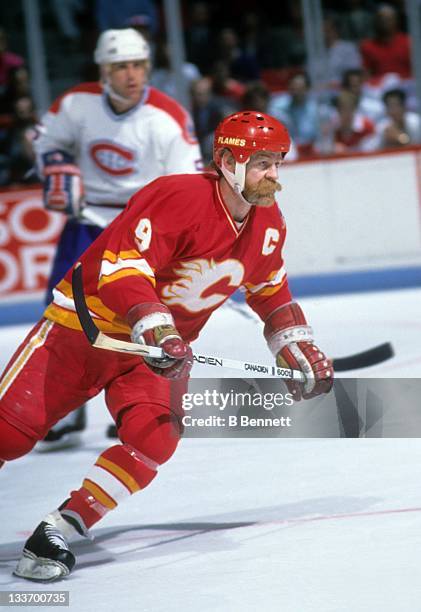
33, 83, 203, 215
162, 128, 202, 174
33, 84, 91, 170
146, 87, 203, 174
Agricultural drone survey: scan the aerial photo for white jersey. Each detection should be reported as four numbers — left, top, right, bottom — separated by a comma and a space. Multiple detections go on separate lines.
34, 82, 203, 221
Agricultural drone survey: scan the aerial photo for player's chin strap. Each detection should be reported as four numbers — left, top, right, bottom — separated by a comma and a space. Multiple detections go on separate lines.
101, 62, 150, 107
100, 64, 136, 106
220, 159, 254, 207
102, 81, 133, 106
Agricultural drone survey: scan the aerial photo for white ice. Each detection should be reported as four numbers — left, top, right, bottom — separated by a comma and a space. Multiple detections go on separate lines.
1, 288, 421, 612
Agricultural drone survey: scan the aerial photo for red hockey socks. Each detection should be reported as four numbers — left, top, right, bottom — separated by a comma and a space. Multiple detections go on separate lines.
59, 404, 181, 532
60, 443, 159, 531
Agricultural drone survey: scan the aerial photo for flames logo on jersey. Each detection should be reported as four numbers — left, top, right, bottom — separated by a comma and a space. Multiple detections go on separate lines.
90, 140, 137, 176
161, 258, 245, 312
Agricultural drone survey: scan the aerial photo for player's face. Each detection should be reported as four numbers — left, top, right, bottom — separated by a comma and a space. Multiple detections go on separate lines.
243, 151, 283, 207
108, 60, 149, 104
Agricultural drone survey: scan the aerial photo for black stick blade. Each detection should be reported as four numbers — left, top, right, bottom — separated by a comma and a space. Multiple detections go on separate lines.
333, 342, 394, 372
71, 262, 100, 345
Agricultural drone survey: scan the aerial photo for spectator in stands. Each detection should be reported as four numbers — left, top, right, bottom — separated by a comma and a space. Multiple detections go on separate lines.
268, 72, 319, 159
241, 81, 270, 114
360, 4, 411, 79
0, 28, 24, 95
185, 1, 215, 74
375, 88, 421, 148
216, 27, 260, 82
0, 114, 11, 185
341, 68, 384, 122
0, 66, 32, 115
328, 91, 377, 154
150, 38, 201, 100
0, 95, 37, 185
340, 0, 374, 42
260, 2, 305, 72
210, 60, 245, 107
323, 12, 362, 84
190, 76, 230, 163
239, 11, 264, 77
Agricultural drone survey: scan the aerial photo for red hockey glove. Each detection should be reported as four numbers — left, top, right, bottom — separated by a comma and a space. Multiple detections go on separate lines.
42, 151, 84, 217
264, 302, 334, 401
127, 303, 193, 380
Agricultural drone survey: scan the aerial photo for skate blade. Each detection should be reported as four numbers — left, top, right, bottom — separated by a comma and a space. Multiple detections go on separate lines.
13, 550, 70, 582
35, 432, 83, 453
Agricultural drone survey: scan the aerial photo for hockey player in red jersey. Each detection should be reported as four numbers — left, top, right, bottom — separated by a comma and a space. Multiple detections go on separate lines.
35, 27, 202, 449
0, 111, 333, 581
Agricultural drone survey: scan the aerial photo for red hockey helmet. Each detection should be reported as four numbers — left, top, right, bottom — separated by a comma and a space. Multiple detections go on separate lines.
213, 110, 291, 164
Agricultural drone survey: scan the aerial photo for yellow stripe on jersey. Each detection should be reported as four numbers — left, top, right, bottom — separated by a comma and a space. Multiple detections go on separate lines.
51, 279, 126, 324
0, 320, 53, 401
244, 268, 287, 298
99, 249, 156, 289
100, 251, 155, 276
246, 282, 286, 297
44, 304, 132, 335
83, 479, 117, 510
96, 457, 141, 493
102, 249, 144, 263
85, 294, 120, 321
98, 267, 155, 289
44, 279, 131, 335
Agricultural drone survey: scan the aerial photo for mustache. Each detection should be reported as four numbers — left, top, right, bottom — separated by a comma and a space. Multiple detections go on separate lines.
245, 178, 282, 197
258, 178, 282, 192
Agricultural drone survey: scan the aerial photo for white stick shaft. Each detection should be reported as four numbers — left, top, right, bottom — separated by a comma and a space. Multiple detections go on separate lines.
80, 207, 108, 228
193, 353, 305, 382
94, 331, 165, 358
92, 333, 305, 381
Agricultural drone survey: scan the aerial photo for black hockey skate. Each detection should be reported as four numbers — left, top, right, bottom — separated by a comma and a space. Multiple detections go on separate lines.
14, 521, 76, 582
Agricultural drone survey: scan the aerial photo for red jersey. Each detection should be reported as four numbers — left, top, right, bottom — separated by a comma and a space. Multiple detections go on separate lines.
334, 113, 375, 151
44, 173, 292, 342
360, 33, 411, 78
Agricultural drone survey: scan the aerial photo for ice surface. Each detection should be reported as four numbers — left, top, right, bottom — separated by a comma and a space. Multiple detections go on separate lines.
1, 289, 421, 611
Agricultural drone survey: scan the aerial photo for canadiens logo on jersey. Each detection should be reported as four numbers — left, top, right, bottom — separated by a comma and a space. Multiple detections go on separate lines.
90, 141, 137, 176
161, 258, 245, 313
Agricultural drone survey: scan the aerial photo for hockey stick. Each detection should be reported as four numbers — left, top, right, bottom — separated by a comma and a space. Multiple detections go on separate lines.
332, 342, 393, 371
75, 210, 394, 370
71, 263, 305, 382
80, 207, 109, 228
71, 263, 394, 376
227, 299, 393, 370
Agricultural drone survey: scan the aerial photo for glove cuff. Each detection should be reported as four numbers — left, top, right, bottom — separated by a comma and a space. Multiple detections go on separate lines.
131, 313, 175, 337
44, 164, 81, 176
127, 303, 180, 346
268, 325, 314, 356
264, 302, 307, 334
127, 303, 174, 330
264, 302, 314, 355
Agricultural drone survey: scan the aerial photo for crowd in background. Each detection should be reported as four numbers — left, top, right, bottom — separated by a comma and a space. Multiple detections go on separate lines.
0, 27, 38, 185
0, 0, 420, 184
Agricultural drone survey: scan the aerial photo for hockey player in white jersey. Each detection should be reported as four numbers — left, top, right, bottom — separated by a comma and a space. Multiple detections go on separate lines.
34, 28, 203, 450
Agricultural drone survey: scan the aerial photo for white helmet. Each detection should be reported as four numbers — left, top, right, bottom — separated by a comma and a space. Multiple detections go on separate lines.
94, 28, 150, 65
